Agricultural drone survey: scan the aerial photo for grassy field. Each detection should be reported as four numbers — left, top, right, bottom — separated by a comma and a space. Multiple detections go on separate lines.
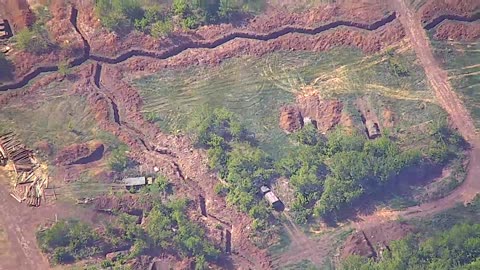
429, 33, 480, 129
408, 0, 429, 10
0, 78, 101, 161
134, 46, 443, 159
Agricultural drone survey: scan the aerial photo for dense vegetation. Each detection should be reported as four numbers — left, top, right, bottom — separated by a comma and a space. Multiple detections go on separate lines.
95, 0, 265, 34
37, 220, 101, 264
188, 107, 273, 230
37, 197, 218, 268
189, 107, 465, 225
341, 223, 480, 270
279, 120, 465, 223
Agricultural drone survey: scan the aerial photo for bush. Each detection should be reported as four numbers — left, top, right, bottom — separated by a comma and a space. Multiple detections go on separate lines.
108, 145, 130, 172
52, 247, 75, 264
16, 25, 52, 54
37, 220, 101, 264
150, 20, 173, 38
95, 0, 143, 32
341, 223, 480, 269
57, 60, 71, 76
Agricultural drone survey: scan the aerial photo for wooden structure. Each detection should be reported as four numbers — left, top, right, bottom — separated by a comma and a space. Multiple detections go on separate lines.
0, 132, 36, 173
0, 20, 11, 39
0, 132, 50, 207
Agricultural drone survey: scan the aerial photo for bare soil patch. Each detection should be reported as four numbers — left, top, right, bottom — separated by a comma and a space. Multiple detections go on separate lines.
419, 0, 480, 25
341, 221, 414, 259
434, 21, 480, 41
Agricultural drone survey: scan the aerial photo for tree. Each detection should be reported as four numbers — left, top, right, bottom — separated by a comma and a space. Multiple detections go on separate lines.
293, 123, 319, 146
36, 220, 101, 264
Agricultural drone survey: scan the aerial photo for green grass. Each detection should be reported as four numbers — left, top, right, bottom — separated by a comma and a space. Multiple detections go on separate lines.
281, 259, 318, 270
0, 80, 100, 161
133, 49, 365, 158
134, 47, 440, 159
268, 226, 292, 255
430, 33, 480, 129
409, 0, 429, 10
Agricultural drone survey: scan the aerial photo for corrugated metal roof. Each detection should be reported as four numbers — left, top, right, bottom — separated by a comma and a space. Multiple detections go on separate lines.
122, 177, 146, 186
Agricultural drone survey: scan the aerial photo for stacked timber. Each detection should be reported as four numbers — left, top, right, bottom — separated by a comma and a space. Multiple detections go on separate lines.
0, 133, 50, 207
0, 132, 37, 173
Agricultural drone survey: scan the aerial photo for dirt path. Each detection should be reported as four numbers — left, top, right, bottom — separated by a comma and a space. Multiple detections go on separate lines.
0, 171, 49, 270
392, 0, 480, 215
0, 169, 105, 270
273, 2, 480, 266
271, 215, 338, 268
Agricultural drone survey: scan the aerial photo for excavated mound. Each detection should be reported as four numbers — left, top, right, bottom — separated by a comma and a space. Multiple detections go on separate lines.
297, 95, 343, 133
420, 0, 480, 25
279, 105, 304, 133
117, 21, 405, 75
0, 0, 34, 30
341, 222, 414, 259
434, 21, 480, 41
279, 94, 343, 134
77, 0, 394, 58
55, 140, 104, 166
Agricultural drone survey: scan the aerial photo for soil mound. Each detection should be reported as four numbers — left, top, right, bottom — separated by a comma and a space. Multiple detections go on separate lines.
420, 0, 480, 25
434, 21, 480, 41
55, 140, 104, 166
279, 105, 304, 133
297, 95, 343, 133
341, 221, 414, 259
1, 0, 34, 31
279, 95, 343, 134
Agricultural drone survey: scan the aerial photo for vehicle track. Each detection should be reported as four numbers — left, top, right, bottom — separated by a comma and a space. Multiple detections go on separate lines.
1, 4, 480, 269
391, 0, 480, 216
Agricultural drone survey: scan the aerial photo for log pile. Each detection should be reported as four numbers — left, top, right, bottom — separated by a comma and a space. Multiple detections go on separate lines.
0, 133, 51, 207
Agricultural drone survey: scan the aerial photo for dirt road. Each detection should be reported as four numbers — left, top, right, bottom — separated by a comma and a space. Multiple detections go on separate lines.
392, 0, 480, 216
0, 170, 103, 270
274, 1, 480, 266
0, 171, 49, 270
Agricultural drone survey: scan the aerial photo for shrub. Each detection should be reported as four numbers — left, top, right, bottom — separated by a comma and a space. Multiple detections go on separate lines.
15, 27, 51, 54
108, 145, 130, 172
37, 220, 101, 264
16, 28, 34, 51
150, 20, 173, 38
52, 247, 75, 264
58, 60, 71, 76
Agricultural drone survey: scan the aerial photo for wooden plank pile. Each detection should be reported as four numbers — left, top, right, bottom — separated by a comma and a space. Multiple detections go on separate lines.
0, 133, 51, 207
0, 132, 37, 173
